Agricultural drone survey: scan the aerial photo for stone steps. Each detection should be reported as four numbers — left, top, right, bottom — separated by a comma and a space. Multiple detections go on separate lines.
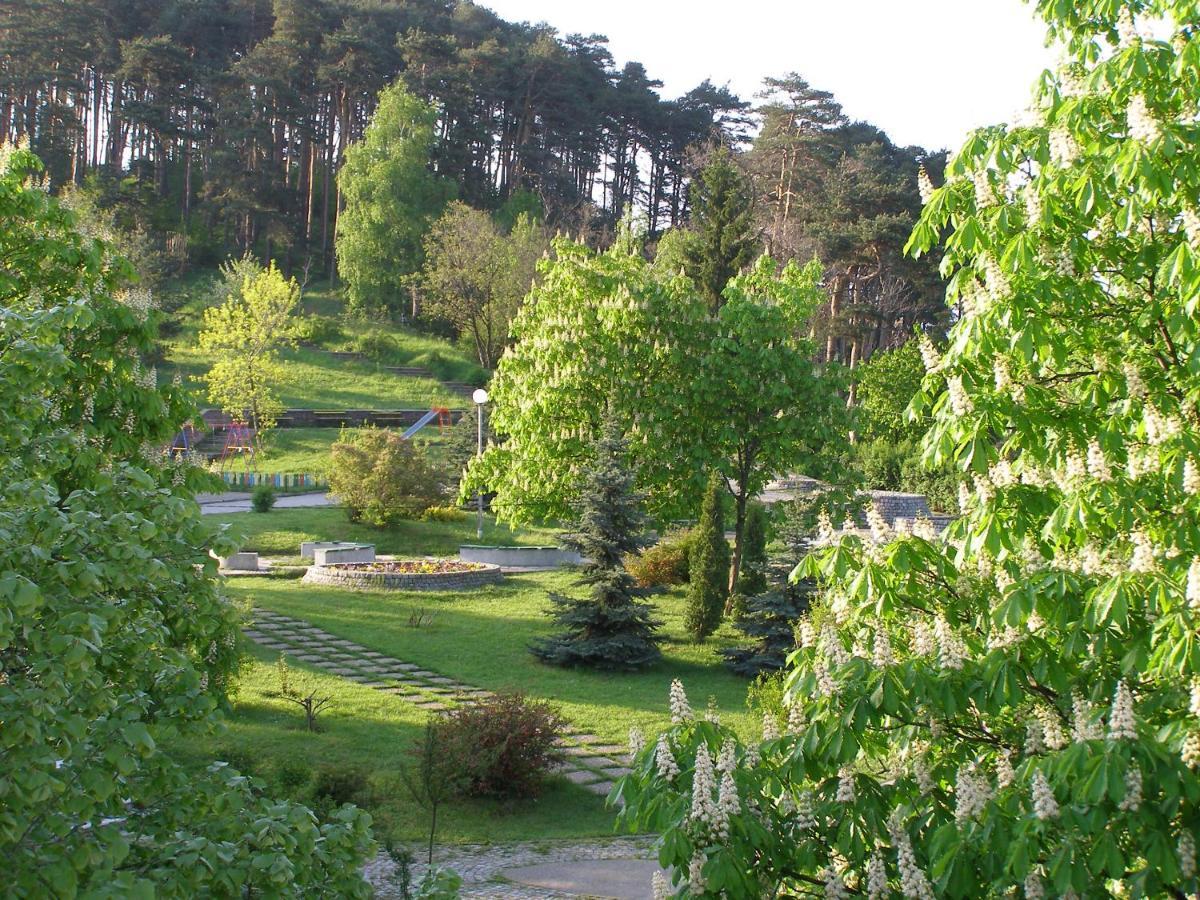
245, 611, 630, 799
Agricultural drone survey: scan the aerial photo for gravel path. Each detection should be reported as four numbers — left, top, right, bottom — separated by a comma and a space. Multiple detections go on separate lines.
364, 836, 661, 899
198, 490, 335, 514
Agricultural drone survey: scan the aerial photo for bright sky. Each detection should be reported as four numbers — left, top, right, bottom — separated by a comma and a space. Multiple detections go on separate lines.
482, 0, 1056, 152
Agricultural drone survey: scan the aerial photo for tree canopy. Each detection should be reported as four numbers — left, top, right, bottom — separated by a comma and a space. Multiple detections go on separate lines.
0, 145, 372, 895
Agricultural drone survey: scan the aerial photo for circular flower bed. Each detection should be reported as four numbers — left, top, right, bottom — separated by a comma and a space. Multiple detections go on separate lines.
302, 557, 502, 592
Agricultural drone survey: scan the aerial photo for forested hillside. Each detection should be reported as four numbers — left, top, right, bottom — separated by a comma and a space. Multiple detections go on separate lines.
0, 0, 948, 364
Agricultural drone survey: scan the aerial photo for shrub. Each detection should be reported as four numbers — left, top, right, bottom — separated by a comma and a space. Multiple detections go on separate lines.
290, 314, 344, 346
437, 692, 566, 800
275, 758, 313, 794
313, 766, 369, 808
627, 528, 695, 587
351, 329, 401, 363
328, 427, 446, 526
251, 484, 276, 513
419, 504, 466, 522
685, 471, 729, 640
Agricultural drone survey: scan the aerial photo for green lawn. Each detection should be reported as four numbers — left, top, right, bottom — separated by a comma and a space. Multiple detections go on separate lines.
161, 274, 485, 410
226, 571, 757, 747
216, 505, 563, 559
248, 428, 452, 477
169, 644, 620, 845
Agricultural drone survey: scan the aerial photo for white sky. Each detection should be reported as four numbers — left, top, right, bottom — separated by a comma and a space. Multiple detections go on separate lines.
482, 0, 1056, 152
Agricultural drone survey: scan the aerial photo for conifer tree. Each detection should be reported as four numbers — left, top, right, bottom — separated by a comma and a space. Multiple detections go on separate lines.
682, 145, 759, 312
733, 501, 769, 597
685, 470, 730, 640
531, 418, 661, 670
722, 581, 814, 677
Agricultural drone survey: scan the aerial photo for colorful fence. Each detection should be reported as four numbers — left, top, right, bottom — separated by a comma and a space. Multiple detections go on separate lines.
219, 471, 328, 490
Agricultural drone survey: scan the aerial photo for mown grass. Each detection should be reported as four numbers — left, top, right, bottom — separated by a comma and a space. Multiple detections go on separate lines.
216, 505, 563, 559
225, 571, 757, 747
167, 644, 620, 845
160, 274, 485, 410
244, 426, 453, 477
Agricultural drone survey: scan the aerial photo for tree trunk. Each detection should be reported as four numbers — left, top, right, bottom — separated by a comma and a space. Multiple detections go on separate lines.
726, 485, 748, 609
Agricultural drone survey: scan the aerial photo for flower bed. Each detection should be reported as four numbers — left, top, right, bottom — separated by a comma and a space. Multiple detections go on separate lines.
301, 557, 502, 591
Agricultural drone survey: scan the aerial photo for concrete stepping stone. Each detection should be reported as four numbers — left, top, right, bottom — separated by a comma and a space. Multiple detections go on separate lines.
426, 676, 456, 685
296, 654, 326, 663
389, 663, 420, 671
361, 652, 387, 659
330, 667, 359, 676
583, 780, 615, 796
562, 769, 603, 785
577, 757, 619, 769
409, 670, 438, 678
413, 701, 449, 711
602, 766, 633, 778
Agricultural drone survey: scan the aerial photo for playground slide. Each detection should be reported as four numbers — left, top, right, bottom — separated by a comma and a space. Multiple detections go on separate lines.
401, 408, 445, 440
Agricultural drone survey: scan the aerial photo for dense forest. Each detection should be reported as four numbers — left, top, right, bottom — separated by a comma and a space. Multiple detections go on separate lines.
0, 0, 948, 363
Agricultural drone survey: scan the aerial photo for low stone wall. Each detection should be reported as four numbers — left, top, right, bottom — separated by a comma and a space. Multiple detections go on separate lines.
302, 562, 502, 592
459, 545, 582, 568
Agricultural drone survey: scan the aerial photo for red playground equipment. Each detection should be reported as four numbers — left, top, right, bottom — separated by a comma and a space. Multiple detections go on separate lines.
218, 420, 256, 471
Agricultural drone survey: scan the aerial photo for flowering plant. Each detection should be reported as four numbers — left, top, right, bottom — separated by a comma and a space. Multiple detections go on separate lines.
623, 1, 1200, 895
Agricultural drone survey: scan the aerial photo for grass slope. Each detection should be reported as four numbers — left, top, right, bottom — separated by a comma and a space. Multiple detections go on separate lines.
227, 570, 756, 746
169, 644, 618, 844
217, 506, 561, 559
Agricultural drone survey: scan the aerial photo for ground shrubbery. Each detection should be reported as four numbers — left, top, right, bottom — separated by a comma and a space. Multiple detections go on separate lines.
328, 427, 445, 526
627, 528, 696, 588
435, 692, 566, 800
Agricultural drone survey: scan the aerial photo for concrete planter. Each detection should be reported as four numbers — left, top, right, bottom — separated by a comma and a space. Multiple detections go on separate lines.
459, 545, 582, 569
302, 560, 502, 592
309, 544, 375, 566
219, 551, 260, 571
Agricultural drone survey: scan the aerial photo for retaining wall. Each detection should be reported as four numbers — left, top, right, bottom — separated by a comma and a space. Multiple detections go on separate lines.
302, 562, 502, 591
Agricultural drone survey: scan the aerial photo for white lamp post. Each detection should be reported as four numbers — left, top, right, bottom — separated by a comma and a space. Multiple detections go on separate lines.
472, 388, 489, 540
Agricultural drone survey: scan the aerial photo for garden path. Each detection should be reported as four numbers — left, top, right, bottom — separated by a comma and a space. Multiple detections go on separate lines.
364, 837, 664, 898
244, 610, 635, 799
199, 490, 334, 514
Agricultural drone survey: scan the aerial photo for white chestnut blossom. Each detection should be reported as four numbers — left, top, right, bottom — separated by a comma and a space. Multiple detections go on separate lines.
797, 618, 816, 649
866, 851, 889, 899
954, 764, 990, 824
1036, 707, 1067, 751
948, 375, 972, 416
822, 867, 849, 900
973, 168, 996, 208
911, 620, 936, 657
651, 870, 670, 900
762, 712, 781, 742
873, 630, 895, 668
918, 334, 941, 372
887, 815, 935, 900
1181, 831, 1197, 879
669, 679, 692, 723
822, 625, 850, 667
1049, 126, 1079, 166
716, 738, 737, 775
917, 165, 935, 205
1025, 717, 1046, 755
1182, 206, 1200, 251
1188, 558, 1200, 609
911, 516, 938, 542
914, 757, 935, 794
796, 790, 818, 830
814, 660, 837, 697
1182, 731, 1200, 769
836, 767, 856, 803
1127, 94, 1161, 144
688, 744, 728, 842
934, 617, 966, 671
1072, 692, 1104, 742
1087, 438, 1112, 481
787, 701, 807, 735
1184, 458, 1200, 496
1129, 531, 1156, 574
687, 854, 706, 894
656, 735, 680, 780
1190, 678, 1200, 719
866, 503, 893, 544
1119, 766, 1143, 811
629, 727, 646, 756
1116, 7, 1138, 48
1109, 681, 1138, 740
996, 751, 1015, 789
1024, 870, 1045, 900
1024, 185, 1043, 224
1031, 771, 1059, 820
1124, 361, 1146, 399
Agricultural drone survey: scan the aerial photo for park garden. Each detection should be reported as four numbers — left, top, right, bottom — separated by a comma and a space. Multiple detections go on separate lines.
3, 0, 1200, 897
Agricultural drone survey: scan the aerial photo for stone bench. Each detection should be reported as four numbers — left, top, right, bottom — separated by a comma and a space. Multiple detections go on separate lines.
459, 545, 582, 569
218, 551, 260, 571
311, 544, 375, 566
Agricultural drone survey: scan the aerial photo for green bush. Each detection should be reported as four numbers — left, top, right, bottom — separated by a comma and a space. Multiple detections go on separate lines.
350, 329, 402, 363
313, 766, 369, 808
328, 427, 446, 526
275, 758, 313, 794
251, 484, 276, 513
419, 504, 467, 522
290, 314, 344, 346
436, 692, 566, 800
852, 436, 958, 514
627, 528, 695, 587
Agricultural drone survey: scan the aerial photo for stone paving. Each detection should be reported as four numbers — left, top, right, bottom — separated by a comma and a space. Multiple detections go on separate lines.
244, 610, 634, 799
363, 836, 661, 899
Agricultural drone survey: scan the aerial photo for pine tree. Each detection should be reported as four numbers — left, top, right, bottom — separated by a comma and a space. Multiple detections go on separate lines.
685, 470, 730, 640
531, 418, 662, 670
722, 580, 814, 677
733, 501, 768, 597
682, 145, 759, 312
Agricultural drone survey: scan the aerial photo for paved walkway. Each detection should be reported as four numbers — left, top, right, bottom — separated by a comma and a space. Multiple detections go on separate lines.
245, 610, 634, 800
198, 490, 335, 514
364, 837, 663, 899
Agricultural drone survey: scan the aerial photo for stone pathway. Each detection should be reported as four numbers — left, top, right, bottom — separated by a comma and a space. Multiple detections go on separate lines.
363, 836, 662, 899
199, 490, 335, 515
244, 610, 635, 798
